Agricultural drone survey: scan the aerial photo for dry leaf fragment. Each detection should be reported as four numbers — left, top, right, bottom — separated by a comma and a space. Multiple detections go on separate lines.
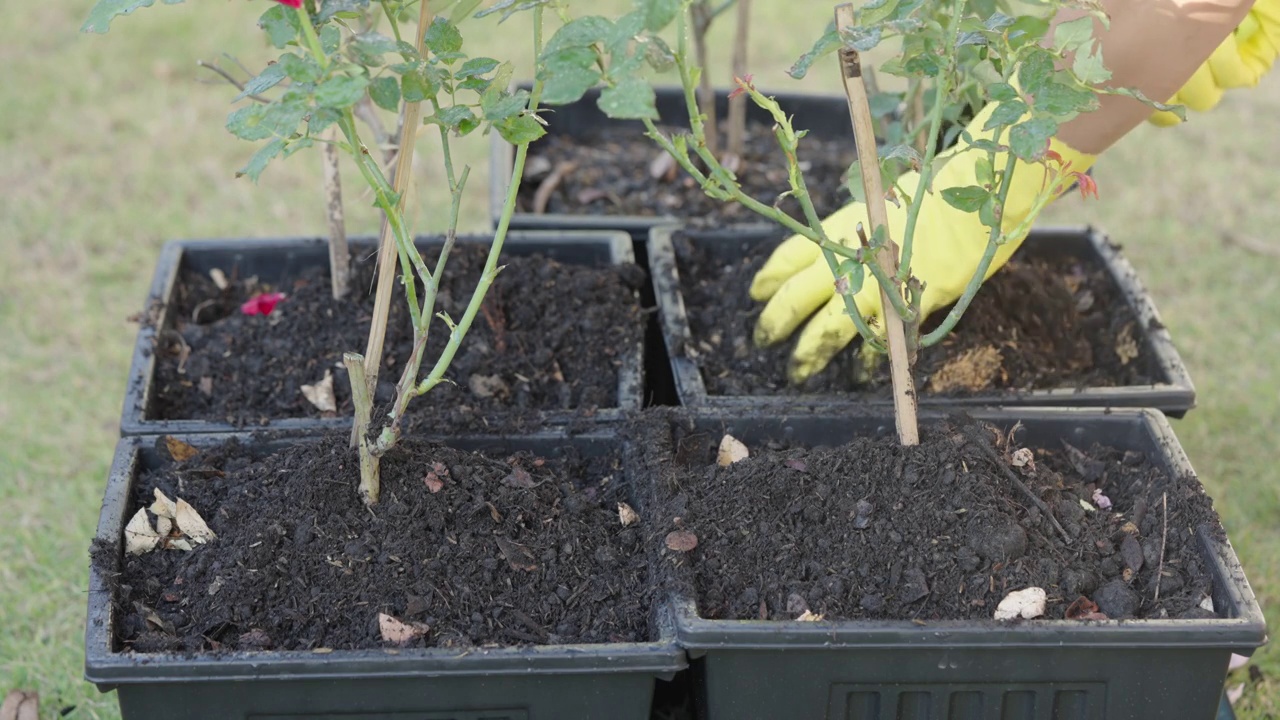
423, 472, 444, 493
0, 690, 38, 720
1092, 488, 1113, 510
379, 613, 430, 645
796, 610, 824, 622
1115, 324, 1140, 366
495, 536, 539, 572
618, 502, 640, 526
665, 530, 698, 552
175, 499, 216, 544
784, 458, 808, 472
717, 434, 749, 467
928, 345, 1002, 393
209, 268, 229, 290
469, 373, 510, 399
1226, 683, 1245, 706
502, 466, 537, 489
994, 587, 1047, 620
300, 369, 337, 413
150, 489, 177, 520
162, 435, 199, 462
125, 507, 161, 555
1010, 448, 1035, 472
1065, 596, 1109, 621
199, 376, 214, 397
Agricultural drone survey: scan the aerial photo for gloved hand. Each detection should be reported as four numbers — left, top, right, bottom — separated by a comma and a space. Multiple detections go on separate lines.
1149, 0, 1280, 126
749, 100, 1096, 384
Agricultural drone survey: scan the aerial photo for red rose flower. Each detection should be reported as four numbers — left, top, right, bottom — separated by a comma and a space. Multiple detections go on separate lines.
272, 0, 303, 8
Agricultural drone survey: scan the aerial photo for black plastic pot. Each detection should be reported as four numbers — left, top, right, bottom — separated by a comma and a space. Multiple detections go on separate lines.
87, 429, 684, 719
490, 86, 853, 245
656, 408, 1266, 720
120, 231, 643, 436
649, 224, 1198, 416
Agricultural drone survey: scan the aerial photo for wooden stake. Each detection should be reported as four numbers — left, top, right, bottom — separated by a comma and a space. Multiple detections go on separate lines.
834, 3, 919, 446
322, 127, 350, 301
691, 1, 719, 156
361, 8, 431, 388
354, 0, 433, 445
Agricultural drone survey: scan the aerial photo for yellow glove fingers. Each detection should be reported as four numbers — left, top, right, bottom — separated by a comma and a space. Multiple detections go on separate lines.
748, 234, 822, 301
753, 259, 846, 347
788, 290, 879, 385
1207, 32, 1256, 88
1177, 62, 1225, 112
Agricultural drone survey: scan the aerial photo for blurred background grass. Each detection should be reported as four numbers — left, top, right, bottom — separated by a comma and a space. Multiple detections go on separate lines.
0, 1, 1275, 717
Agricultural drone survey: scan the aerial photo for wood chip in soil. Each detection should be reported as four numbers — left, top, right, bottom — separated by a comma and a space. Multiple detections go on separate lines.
656, 415, 1222, 623
105, 433, 653, 652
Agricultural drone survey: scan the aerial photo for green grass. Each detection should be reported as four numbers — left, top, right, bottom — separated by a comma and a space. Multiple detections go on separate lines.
0, 1, 1275, 717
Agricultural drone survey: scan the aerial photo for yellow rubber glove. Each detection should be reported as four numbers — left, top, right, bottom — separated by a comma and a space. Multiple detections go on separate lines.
1149, 0, 1280, 126
750, 101, 1096, 384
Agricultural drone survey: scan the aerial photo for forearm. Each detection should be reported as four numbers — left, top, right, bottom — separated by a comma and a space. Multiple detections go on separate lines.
1055, 0, 1258, 153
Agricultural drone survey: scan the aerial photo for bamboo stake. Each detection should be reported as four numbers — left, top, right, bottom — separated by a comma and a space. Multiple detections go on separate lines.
353, 0, 433, 445
322, 127, 350, 300
834, 3, 919, 446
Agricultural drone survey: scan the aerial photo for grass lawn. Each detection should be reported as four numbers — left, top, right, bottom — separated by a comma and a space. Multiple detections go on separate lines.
0, 1, 1275, 717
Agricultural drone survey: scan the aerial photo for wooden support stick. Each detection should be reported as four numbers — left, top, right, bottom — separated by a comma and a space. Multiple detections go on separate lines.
354, 0, 433, 445
835, 3, 919, 446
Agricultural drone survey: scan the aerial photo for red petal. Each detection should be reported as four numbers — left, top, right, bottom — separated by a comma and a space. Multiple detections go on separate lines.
240, 292, 286, 316
1045, 149, 1064, 165
273, 0, 303, 7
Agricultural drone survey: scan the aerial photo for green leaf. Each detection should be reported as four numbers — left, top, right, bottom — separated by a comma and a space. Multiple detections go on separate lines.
431, 105, 479, 135
235, 63, 287, 102
539, 47, 602, 105
482, 89, 530, 122
226, 99, 306, 141
844, 161, 867, 204
1052, 16, 1096, 54
282, 136, 315, 158
941, 185, 990, 212
836, 259, 866, 295
637, 0, 679, 31
1031, 79, 1097, 117
987, 82, 1017, 102
401, 65, 439, 103
350, 32, 400, 65
369, 76, 401, 111
318, 0, 369, 22
598, 77, 657, 120
975, 156, 994, 187
81, 0, 184, 34
983, 99, 1027, 131
258, 4, 301, 49
1108, 86, 1186, 120
1016, 48, 1056, 98
474, 0, 550, 22
309, 107, 342, 132
315, 75, 370, 109
280, 53, 321, 83
1008, 117, 1058, 161
448, 0, 484, 23
543, 16, 613, 57
644, 36, 676, 73
979, 195, 1002, 228
858, 0, 900, 25
320, 25, 341, 54
457, 57, 500, 80
496, 114, 547, 144
237, 138, 286, 182
1005, 16, 1049, 50
423, 17, 463, 55
1072, 45, 1112, 85
789, 24, 839, 79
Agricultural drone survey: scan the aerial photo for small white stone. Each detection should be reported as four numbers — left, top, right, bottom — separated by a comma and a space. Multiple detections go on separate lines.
994, 587, 1047, 621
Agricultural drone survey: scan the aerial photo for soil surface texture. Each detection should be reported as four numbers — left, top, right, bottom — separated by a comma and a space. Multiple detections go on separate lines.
655, 414, 1221, 623
107, 433, 653, 652
150, 243, 644, 428
672, 232, 1159, 397
517, 123, 855, 226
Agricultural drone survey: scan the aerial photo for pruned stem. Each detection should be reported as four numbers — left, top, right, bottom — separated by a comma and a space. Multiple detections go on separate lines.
835, 3, 918, 447
343, 352, 380, 504
725, 0, 751, 159
322, 127, 350, 300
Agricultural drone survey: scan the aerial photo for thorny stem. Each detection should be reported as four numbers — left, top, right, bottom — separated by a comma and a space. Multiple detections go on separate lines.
293, 5, 329, 71
691, 2, 718, 156
322, 126, 350, 300
342, 353, 380, 504
897, 0, 964, 282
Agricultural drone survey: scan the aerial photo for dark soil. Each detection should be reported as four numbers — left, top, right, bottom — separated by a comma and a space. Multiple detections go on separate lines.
517, 123, 855, 227
672, 231, 1160, 397
150, 244, 645, 428
108, 433, 653, 652
653, 413, 1222, 623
